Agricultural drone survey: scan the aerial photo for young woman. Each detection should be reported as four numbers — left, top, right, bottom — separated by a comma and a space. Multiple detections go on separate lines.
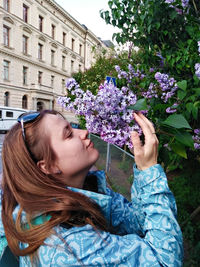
0, 110, 183, 266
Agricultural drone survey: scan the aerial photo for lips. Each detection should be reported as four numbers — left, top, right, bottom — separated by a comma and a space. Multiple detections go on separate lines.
87, 140, 94, 148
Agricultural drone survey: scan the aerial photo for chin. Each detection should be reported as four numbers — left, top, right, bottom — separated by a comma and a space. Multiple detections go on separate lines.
89, 149, 99, 167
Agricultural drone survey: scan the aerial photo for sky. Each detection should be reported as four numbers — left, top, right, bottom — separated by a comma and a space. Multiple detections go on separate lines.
54, 0, 118, 41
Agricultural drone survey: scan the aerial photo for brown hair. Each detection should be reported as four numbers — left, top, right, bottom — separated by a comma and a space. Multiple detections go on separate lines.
1, 110, 108, 257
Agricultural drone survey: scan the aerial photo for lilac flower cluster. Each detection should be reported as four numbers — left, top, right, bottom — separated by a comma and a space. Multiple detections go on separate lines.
198, 41, 200, 55
115, 64, 145, 84
165, 0, 189, 13
193, 129, 200, 150
181, 0, 189, 8
156, 52, 165, 67
194, 42, 200, 79
154, 72, 178, 103
195, 63, 200, 79
115, 64, 178, 112
142, 83, 158, 99
58, 78, 140, 148
166, 103, 179, 113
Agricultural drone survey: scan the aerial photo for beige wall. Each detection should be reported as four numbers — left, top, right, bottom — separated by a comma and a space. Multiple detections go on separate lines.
0, 0, 107, 117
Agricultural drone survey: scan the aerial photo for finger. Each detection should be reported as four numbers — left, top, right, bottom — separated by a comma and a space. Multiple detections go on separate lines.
130, 131, 143, 154
135, 113, 159, 143
133, 113, 152, 138
137, 113, 155, 133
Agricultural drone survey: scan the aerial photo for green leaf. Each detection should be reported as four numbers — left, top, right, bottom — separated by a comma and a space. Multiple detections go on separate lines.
192, 88, 200, 96
128, 98, 148, 111
192, 106, 198, 120
175, 131, 194, 148
186, 102, 193, 114
171, 143, 187, 159
177, 80, 187, 91
162, 114, 192, 129
177, 89, 187, 100
194, 101, 200, 108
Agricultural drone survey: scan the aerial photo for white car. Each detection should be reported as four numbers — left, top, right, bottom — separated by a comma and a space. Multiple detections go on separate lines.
0, 106, 28, 133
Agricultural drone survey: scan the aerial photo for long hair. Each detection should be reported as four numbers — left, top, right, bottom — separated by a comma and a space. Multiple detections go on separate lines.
1, 110, 108, 257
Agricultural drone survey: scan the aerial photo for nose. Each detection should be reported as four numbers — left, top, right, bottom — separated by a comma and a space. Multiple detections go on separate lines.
77, 129, 89, 140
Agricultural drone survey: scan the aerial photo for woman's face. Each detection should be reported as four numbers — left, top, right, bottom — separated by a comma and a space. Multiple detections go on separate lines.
40, 114, 99, 188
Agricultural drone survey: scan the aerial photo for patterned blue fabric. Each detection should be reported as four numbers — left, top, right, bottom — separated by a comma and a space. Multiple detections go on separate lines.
0, 164, 183, 266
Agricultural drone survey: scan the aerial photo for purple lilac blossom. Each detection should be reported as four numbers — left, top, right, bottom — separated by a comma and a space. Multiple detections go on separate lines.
115, 65, 145, 85
156, 52, 165, 67
164, 143, 172, 151
58, 80, 140, 148
193, 129, 200, 150
165, 0, 189, 12
149, 68, 155, 73
181, 0, 189, 8
198, 41, 200, 54
155, 72, 178, 103
166, 103, 178, 113
195, 63, 200, 79
165, 0, 174, 3
142, 83, 158, 99
65, 78, 79, 90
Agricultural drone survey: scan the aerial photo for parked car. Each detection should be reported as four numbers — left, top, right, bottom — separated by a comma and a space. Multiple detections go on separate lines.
0, 106, 27, 133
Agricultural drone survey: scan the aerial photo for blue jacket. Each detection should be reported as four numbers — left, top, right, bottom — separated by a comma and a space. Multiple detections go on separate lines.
0, 164, 183, 266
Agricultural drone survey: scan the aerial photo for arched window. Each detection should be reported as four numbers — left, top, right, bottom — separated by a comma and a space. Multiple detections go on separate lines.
4, 91, 9, 106
22, 95, 28, 109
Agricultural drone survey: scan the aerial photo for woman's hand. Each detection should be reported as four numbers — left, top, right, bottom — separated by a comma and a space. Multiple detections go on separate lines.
131, 112, 158, 171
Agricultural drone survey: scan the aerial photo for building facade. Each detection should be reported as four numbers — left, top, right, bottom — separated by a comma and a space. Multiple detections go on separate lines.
0, 0, 107, 113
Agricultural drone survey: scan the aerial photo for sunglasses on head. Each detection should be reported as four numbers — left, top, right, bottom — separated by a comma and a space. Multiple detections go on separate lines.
17, 112, 40, 141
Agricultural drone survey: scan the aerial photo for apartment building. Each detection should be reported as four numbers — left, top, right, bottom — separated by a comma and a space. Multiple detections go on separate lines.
0, 0, 107, 112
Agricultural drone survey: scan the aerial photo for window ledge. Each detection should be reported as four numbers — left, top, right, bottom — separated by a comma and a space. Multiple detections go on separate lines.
23, 53, 31, 57
3, 45, 14, 50
38, 59, 45, 63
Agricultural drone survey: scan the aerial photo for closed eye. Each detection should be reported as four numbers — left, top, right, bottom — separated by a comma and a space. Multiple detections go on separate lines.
63, 123, 73, 139
66, 130, 73, 139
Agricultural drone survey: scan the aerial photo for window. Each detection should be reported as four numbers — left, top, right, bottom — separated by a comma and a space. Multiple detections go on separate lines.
38, 71, 42, 85
38, 43, 43, 60
51, 75, 54, 88
39, 15, 43, 32
63, 32, 66, 46
3, 0, 10, 11
22, 95, 28, 109
71, 60, 74, 73
51, 50, 55, 65
62, 55, 66, 70
62, 78, 65, 92
3, 60, 9, 80
51, 24, 55, 39
22, 35, 28, 54
4, 92, 10, 106
6, 111, 13, 117
79, 44, 82, 56
3, 25, 10, 46
71, 38, 75, 51
23, 66, 28, 85
0, 110, 2, 119
23, 4, 28, 23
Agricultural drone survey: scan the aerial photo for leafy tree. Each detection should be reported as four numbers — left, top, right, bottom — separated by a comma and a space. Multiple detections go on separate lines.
100, 1, 200, 265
